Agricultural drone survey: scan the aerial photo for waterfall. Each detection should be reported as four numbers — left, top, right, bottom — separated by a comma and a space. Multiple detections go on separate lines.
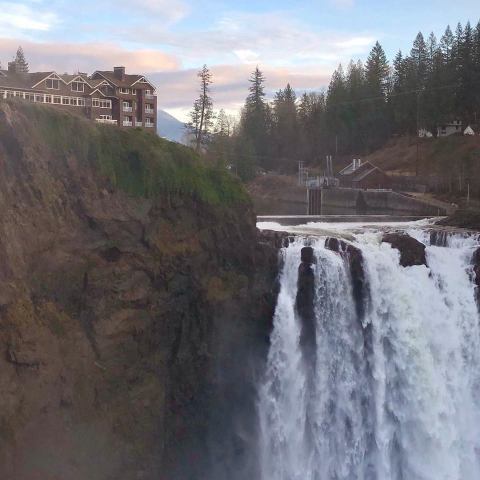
258, 230, 480, 480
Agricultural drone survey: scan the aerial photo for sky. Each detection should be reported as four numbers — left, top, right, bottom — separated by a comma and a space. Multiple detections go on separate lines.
0, 0, 478, 121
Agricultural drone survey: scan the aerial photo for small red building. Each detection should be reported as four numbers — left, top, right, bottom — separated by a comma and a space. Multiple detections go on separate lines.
338, 159, 392, 190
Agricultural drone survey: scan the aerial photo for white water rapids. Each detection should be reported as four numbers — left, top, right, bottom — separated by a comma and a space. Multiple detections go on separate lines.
257, 225, 480, 480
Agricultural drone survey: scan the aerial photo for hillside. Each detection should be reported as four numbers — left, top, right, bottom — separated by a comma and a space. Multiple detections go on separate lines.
156, 109, 187, 144
364, 134, 480, 176
0, 100, 279, 480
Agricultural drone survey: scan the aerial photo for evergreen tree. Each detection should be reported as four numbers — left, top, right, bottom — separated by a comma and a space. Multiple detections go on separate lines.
440, 25, 455, 62
188, 65, 214, 152
241, 66, 270, 169
456, 21, 475, 120
364, 42, 390, 150
14, 46, 29, 73
473, 21, 480, 121
410, 32, 428, 88
272, 83, 299, 172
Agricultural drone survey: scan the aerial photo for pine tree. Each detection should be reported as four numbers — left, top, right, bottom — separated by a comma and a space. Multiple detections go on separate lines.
441, 25, 455, 62
14, 46, 29, 73
241, 66, 270, 169
473, 21, 480, 121
188, 65, 214, 152
455, 22, 475, 120
272, 83, 299, 172
411, 32, 428, 88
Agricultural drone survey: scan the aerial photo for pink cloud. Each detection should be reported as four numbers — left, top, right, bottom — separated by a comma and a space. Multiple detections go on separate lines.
0, 38, 180, 73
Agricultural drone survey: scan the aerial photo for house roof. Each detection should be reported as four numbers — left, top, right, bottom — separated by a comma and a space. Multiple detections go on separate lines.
92, 71, 156, 90
351, 167, 379, 182
0, 71, 55, 90
339, 161, 374, 177
339, 160, 387, 183
0, 69, 154, 92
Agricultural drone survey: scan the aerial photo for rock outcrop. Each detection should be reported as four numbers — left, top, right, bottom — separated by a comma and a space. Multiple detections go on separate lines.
325, 238, 366, 321
0, 102, 279, 480
382, 233, 427, 267
471, 248, 480, 306
296, 247, 316, 355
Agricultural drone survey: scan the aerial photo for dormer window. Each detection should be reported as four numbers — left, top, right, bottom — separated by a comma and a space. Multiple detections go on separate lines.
71, 81, 84, 92
119, 87, 130, 94
46, 78, 60, 90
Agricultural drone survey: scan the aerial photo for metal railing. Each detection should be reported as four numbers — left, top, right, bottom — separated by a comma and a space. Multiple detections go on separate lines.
95, 118, 118, 125
123, 106, 133, 112
123, 120, 133, 127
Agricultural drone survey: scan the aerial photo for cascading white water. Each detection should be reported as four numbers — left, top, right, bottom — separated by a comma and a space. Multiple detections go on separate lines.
258, 229, 480, 480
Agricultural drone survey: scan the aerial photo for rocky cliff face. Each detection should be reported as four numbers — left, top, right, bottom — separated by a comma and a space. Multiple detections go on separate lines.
0, 103, 279, 480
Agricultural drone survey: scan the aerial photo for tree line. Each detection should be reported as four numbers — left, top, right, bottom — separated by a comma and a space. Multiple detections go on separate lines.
189, 19, 480, 180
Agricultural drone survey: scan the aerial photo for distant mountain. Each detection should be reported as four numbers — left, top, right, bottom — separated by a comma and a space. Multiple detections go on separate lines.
156, 110, 188, 144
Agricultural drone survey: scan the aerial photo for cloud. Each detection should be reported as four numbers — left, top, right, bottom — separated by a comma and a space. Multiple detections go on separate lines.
122, 11, 376, 69
233, 49, 260, 64
0, 2, 57, 35
0, 38, 180, 72
118, 0, 189, 23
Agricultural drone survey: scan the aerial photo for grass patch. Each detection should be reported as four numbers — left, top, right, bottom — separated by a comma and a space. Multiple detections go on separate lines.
12, 101, 249, 207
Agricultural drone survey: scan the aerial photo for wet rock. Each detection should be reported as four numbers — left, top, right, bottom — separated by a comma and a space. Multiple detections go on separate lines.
301, 246, 315, 264
382, 233, 427, 267
257, 229, 291, 249
325, 237, 366, 321
471, 248, 480, 306
429, 230, 448, 247
296, 248, 316, 355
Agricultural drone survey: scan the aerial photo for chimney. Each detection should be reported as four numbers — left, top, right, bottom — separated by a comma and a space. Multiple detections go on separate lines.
114, 66, 125, 80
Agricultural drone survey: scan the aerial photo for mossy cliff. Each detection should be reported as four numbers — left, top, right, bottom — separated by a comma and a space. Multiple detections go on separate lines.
0, 101, 279, 480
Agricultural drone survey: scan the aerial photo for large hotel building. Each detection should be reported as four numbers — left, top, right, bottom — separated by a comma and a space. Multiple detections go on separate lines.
0, 64, 157, 130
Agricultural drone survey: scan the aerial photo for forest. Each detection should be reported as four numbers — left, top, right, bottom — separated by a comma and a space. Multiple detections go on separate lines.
192, 20, 480, 180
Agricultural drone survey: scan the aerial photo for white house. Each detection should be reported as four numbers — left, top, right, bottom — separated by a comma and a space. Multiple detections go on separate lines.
437, 120, 462, 137
418, 128, 433, 138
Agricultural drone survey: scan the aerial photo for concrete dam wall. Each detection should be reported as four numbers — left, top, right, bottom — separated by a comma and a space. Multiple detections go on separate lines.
308, 188, 449, 216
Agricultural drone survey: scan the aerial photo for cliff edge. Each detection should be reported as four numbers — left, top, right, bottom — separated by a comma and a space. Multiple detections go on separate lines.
0, 101, 279, 480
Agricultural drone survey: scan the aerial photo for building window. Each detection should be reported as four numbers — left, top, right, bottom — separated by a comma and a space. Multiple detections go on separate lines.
92, 98, 112, 108
46, 78, 60, 89
62, 97, 70, 105
77, 98, 85, 107
53, 96, 61, 104
99, 114, 112, 120
71, 81, 84, 92
119, 88, 130, 94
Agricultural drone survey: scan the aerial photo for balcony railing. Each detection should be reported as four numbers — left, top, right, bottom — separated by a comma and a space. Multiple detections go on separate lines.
123, 106, 133, 112
123, 120, 133, 127
135, 121, 143, 127
145, 123, 155, 128
95, 118, 118, 125
145, 93, 155, 99
145, 108, 155, 114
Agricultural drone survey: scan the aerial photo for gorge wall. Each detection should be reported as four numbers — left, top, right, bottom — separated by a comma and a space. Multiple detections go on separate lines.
0, 102, 280, 480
